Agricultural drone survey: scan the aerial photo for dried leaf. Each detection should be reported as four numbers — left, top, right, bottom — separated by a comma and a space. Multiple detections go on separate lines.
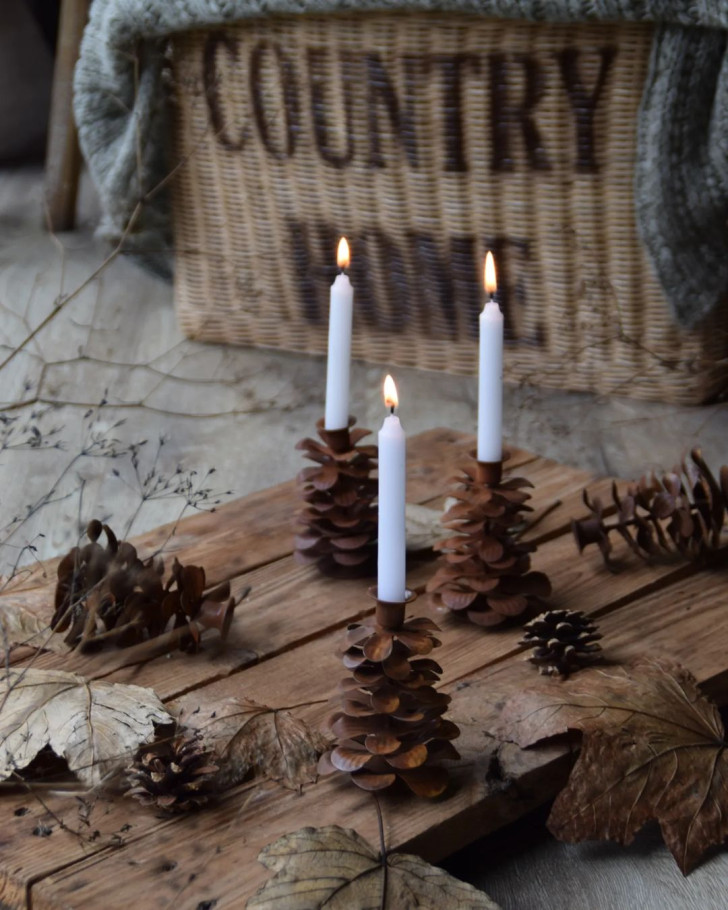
188, 698, 330, 791
0, 668, 172, 786
496, 658, 728, 873
0, 603, 69, 655
247, 825, 500, 909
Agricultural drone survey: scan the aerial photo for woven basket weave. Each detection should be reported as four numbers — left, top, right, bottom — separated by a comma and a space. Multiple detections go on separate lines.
171, 15, 728, 404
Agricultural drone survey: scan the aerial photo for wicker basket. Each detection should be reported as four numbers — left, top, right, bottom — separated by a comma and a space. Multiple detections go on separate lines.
171, 14, 728, 404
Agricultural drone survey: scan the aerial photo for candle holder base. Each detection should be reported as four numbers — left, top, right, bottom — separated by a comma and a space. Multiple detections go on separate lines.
318, 588, 460, 797
294, 417, 377, 578
426, 449, 551, 627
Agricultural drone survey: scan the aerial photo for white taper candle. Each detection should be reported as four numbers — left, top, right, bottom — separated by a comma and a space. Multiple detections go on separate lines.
377, 375, 407, 602
477, 251, 503, 463
324, 237, 354, 431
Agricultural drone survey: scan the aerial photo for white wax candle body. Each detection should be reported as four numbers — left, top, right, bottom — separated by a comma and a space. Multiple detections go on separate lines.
377, 413, 407, 602
477, 300, 504, 462
324, 272, 354, 430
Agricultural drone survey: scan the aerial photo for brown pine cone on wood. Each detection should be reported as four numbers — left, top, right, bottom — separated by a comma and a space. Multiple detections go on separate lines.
53, 521, 238, 653
319, 597, 460, 798
294, 419, 377, 577
572, 447, 728, 568
520, 610, 602, 677
126, 731, 220, 813
426, 459, 551, 627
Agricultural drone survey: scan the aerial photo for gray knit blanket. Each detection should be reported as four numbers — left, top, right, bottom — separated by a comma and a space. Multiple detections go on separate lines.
74, 1, 728, 327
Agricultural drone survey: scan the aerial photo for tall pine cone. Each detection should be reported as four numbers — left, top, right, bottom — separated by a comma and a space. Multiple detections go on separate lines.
53, 521, 237, 652
294, 419, 377, 577
426, 459, 551, 627
319, 597, 460, 797
520, 610, 602, 677
573, 447, 728, 568
126, 732, 220, 813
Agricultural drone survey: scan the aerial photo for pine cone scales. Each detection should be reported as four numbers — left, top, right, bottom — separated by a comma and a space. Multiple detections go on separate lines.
295, 420, 377, 577
53, 521, 237, 652
126, 732, 219, 813
520, 610, 602, 677
427, 460, 551, 627
573, 448, 728, 568
320, 604, 460, 797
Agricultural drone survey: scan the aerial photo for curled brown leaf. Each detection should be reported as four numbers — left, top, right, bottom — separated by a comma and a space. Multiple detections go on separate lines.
184, 697, 330, 792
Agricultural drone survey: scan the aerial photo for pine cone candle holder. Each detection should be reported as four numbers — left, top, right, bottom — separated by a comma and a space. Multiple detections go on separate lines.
319, 590, 460, 798
294, 418, 378, 577
126, 731, 220, 813
426, 454, 551, 627
520, 610, 602, 677
572, 447, 728, 568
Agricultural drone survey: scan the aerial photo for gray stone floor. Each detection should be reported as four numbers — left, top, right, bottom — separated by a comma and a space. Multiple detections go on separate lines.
1, 165, 726, 907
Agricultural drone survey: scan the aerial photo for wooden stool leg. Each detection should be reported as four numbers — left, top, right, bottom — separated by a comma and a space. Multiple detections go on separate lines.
44, 0, 91, 232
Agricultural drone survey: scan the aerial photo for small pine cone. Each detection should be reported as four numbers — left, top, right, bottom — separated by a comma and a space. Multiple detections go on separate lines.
126, 732, 220, 813
520, 610, 602, 677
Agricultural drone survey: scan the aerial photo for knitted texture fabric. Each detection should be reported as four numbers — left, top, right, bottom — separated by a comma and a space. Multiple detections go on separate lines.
74, 1, 728, 325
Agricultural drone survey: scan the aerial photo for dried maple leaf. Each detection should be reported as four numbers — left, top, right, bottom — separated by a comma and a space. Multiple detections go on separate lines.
0, 603, 69, 655
247, 825, 500, 909
185, 698, 330, 792
496, 658, 728, 873
0, 668, 172, 786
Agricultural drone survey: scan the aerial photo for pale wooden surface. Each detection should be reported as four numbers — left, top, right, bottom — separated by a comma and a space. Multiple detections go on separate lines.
1, 167, 728, 908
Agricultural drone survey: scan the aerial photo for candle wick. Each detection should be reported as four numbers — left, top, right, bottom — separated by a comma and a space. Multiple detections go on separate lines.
489, 292, 495, 303
390, 405, 395, 416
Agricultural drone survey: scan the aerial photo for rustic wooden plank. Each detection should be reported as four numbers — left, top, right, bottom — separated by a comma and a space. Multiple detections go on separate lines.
0, 438, 694, 907
24, 521, 690, 702
0, 537, 703, 904
29, 567, 728, 910
2, 428, 610, 688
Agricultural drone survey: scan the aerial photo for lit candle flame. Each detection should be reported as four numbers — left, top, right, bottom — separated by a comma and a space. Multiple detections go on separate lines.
484, 251, 497, 296
337, 237, 350, 270
383, 374, 398, 410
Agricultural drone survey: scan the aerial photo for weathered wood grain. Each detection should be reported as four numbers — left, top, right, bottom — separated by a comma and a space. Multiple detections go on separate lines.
1, 555, 714, 904
30, 568, 728, 910
1, 431, 723, 910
